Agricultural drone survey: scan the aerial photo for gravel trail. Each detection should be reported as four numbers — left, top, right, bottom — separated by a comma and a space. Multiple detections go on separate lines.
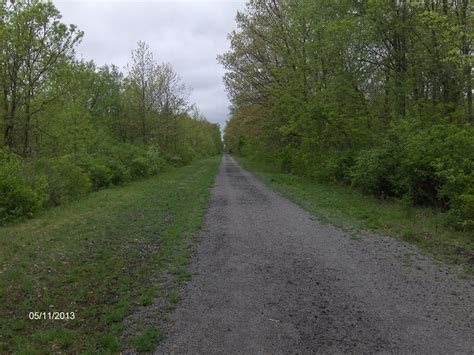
156, 155, 473, 354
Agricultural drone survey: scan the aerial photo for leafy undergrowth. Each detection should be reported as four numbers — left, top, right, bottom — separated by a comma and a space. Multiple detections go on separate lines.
0, 156, 221, 353
236, 157, 473, 273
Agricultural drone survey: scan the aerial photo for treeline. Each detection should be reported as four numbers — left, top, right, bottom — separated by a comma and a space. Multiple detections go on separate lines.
0, 1, 222, 223
221, 0, 473, 230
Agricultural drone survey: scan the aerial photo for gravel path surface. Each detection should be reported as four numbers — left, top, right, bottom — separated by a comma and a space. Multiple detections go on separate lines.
156, 155, 473, 354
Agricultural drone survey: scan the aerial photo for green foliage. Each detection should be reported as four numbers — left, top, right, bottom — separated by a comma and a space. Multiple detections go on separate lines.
323, 151, 355, 184
33, 156, 92, 207
129, 156, 152, 179
421, 126, 474, 228
222, 0, 473, 230
143, 146, 166, 175
351, 147, 398, 198
349, 124, 474, 229
0, 1, 222, 224
0, 149, 45, 223
0, 157, 221, 352
397, 125, 450, 206
132, 327, 162, 352
111, 145, 165, 179
77, 155, 113, 190
0, 2, 223, 351
139, 287, 158, 306
104, 158, 129, 186
237, 156, 473, 270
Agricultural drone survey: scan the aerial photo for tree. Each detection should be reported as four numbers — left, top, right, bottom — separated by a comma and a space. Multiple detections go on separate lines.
221, 0, 473, 224
0, 0, 82, 156
126, 41, 157, 144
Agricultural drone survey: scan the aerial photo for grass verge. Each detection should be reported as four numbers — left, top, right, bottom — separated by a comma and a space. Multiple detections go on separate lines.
0, 156, 221, 353
235, 157, 473, 273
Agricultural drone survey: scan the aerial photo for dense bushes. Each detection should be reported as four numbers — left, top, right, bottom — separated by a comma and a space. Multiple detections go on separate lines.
0, 144, 171, 224
34, 157, 93, 206
222, 0, 473, 232
107, 144, 165, 180
228, 121, 474, 230
76, 156, 113, 190
350, 147, 398, 198
0, 2, 223, 226
0, 150, 45, 223
345, 124, 474, 229
0, 134, 222, 225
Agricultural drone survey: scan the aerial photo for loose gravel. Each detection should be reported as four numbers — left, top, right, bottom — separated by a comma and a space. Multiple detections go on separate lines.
156, 155, 473, 354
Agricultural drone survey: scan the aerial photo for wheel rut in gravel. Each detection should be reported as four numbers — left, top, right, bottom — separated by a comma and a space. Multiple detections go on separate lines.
156, 155, 473, 354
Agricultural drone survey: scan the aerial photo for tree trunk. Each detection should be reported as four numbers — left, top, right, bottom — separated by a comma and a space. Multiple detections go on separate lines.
141, 85, 147, 144
22, 94, 31, 157
2, 86, 13, 147
5, 93, 17, 149
459, 0, 472, 124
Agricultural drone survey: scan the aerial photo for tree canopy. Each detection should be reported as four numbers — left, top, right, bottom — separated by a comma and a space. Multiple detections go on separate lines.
221, 0, 473, 230
0, 0, 222, 223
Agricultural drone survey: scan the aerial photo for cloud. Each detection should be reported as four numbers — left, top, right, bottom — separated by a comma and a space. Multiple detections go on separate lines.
54, 0, 246, 128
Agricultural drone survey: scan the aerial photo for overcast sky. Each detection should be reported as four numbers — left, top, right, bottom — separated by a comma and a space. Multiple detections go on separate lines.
54, 0, 246, 129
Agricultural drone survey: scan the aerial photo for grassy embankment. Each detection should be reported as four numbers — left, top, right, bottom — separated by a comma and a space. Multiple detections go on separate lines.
0, 156, 221, 353
236, 157, 473, 274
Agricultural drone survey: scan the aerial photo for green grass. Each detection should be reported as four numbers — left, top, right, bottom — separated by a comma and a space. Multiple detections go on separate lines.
236, 157, 473, 272
131, 326, 162, 352
164, 290, 181, 311
0, 156, 221, 353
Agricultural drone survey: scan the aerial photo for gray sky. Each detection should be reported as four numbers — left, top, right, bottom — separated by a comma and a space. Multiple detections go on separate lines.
54, 0, 246, 129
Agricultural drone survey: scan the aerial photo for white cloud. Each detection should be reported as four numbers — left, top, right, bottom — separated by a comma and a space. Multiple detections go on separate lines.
54, 0, 246, 128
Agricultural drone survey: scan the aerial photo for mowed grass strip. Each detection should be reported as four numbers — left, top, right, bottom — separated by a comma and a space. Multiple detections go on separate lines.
236, 157, 473, 273
0, 156, 221, 353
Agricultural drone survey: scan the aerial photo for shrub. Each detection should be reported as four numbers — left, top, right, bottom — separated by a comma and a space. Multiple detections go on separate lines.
129, 156, 150, 179
172, 144, 196, 167
109, 143, 144, 165
145, 146, 166, 174
447, 190, 474, 230
166, 155, 182, 167
396, 126, 446, 206
350, 147, 399, 197
324, 151, 355, 184
77, 155, 113, 190
277, 146, 295, 174
348, 123, 474, 229
0, 149, 45, 223
106, 143, 165, 180
428, 125, 474, 229
34, 156, 92, 206
396, 124, 474, 211
105, 159, 129, 185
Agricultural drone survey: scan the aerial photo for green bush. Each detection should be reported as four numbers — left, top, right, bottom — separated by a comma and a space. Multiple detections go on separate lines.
172, 144, 196, 167
0, 149, 45, 223
350, 147, 399, 197
109, 143, 144, 165
166, 154, 186, 167
96, 143, 138, 182
396, 126, 446, 206
34, 156, 92, 206
277, 146, 295, 174
105, 159, 129, 185
145, 146, 166, 174
77, 155, 113, 190
129, 156, 150, 179
429, 125, 474, 229
350, 123, 474, 230
397, 124, 473, 209
447, 190, 474, 230
106, 143, 164, 180
324, 151, 355, 184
